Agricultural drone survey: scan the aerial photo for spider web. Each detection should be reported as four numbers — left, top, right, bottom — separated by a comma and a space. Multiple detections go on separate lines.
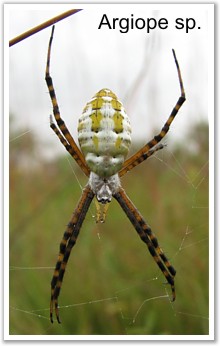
8, 121, 210, 339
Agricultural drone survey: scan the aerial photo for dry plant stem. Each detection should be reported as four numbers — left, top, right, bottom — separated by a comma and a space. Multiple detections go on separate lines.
9, 9, 82, 47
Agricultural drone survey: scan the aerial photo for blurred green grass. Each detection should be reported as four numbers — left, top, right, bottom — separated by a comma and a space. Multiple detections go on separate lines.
9, 122, 209, 335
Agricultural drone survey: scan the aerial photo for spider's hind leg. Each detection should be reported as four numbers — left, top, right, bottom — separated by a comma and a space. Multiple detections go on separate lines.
50, 185, 94, 323
114, 187, 176, 301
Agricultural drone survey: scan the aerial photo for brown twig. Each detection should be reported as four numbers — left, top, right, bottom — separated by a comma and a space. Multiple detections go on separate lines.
9, 9, 82, 47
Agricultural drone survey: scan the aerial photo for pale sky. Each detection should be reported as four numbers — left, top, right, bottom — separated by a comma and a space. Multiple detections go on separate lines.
7, 4, 213, 157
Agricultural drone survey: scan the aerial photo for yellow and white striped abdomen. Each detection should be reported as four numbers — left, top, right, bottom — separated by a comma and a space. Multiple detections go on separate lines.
78, 89, 131, 178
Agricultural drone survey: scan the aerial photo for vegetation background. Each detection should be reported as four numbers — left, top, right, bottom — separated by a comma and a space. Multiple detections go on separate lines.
9, 120, 209, 335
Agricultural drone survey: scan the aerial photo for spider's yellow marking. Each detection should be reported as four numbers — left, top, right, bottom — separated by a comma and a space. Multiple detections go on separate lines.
115, 136, 122, 149
90, 111, 103, 132
90, 97, 104, 109
113, 112, 124, 133
92, 135, 99, 150
111, 98, 121, 110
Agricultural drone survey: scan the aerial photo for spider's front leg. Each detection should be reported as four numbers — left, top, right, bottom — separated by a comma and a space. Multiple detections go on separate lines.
114, 188, 176, 301
45, 25, 90, 177
50, 185, 94, 323
119, 49, 186, 177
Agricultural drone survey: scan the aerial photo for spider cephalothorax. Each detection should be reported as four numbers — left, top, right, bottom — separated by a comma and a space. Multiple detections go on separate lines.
45, 25, 185, 323
88, 172, 121, 204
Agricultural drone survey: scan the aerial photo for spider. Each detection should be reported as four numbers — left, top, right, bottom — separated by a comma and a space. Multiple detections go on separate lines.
45, 25, 185, 323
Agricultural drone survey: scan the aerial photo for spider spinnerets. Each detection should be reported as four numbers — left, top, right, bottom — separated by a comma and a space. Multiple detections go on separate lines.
45, 25, 185, 324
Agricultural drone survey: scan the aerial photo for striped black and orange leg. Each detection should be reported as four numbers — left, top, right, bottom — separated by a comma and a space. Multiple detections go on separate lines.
50, 185, 94, 323
114, 188, 176, 301
49, 115, 90, 177
45, 25, 90, 177
119, 144, 165, 178
119, 49, 186, 178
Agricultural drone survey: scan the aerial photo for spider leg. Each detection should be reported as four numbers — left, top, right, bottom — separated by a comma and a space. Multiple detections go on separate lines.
114, 188, 176, 301
45, 25, 90, 177
50, 185, 94, 323
119, 144, 165, 178
119, 49, 186, 178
